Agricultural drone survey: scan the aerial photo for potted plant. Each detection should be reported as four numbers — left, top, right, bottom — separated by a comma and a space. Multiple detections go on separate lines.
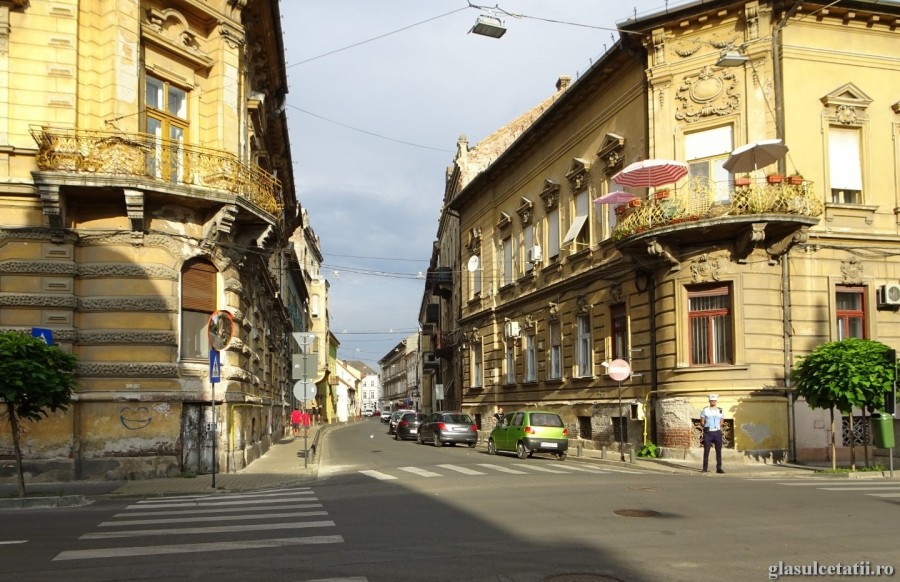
767, 174, 784, 184
614, 205, 628, 216
787, 174, 804, 185
627, 199, 641, 208
734, 176, 751, 187
654, 189, 670, 200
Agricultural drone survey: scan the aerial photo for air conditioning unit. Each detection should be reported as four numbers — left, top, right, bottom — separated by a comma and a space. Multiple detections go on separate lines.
504, 321, 521, 339
527, 245, 543, 263
878, 284, 900, 307
423, 353, 439, 367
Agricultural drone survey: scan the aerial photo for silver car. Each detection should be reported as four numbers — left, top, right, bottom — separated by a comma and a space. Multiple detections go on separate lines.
417, 411, 478, 447
387, 409, 411, 435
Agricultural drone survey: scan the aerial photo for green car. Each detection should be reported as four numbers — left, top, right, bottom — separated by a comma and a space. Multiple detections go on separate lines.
487, 410, 569, 460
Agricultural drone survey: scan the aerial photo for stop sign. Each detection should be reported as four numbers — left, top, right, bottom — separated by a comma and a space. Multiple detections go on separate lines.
607, 358, 631, 381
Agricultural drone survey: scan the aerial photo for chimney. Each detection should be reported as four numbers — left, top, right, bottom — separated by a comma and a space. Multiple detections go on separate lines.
556, 75, 572, 92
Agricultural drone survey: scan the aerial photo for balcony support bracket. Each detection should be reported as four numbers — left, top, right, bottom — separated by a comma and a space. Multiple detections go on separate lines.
766, 228, 809, 263
734, 222, 767, 263
647, 238, 680, 270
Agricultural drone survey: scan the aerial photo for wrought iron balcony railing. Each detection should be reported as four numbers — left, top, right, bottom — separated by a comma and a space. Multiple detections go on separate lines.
30, 126, 282, 215
612, 176, 823, 241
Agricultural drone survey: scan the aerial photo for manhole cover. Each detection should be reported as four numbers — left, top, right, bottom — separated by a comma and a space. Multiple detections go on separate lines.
544, 575, 623, 582
614, 508, 661, 518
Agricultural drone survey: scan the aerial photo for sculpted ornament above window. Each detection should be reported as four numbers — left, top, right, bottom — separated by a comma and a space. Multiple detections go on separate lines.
675, 66, 740, 123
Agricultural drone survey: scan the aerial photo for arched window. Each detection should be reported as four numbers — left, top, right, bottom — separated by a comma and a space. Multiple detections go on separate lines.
181, 259, 217, 359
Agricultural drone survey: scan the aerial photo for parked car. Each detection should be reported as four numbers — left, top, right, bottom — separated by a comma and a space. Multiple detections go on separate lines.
417, 411, 478, 447
362, 409, 373, 417
488, 410, 569, 460
395, 412, 427, 441
380, 406, 392, 422
372, 410, 381, 418
387, 409, 410, 435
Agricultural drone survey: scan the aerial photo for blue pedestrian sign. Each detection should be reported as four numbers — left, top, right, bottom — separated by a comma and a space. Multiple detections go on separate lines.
31, 327, 53, 345
209, 349, 221, 383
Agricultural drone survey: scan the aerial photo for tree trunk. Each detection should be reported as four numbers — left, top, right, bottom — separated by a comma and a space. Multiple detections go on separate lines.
849, 413, 857, 471
830, 408, 836, 471
862, 408, 870, 467
7, 402, 25, 498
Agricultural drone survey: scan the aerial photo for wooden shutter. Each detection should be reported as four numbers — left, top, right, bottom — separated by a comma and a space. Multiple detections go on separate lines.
182, 260, 217, 312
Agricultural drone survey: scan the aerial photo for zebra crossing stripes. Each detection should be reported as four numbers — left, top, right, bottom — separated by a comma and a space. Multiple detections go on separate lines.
510, 463, 568, 474
354, 462, 644, 481
52, 487, 342, 562
398, 466, 443, 477
476, 463, 529, 474
750, 478, 900, 499
436, 464, 486, 475
359, 470, 398, 480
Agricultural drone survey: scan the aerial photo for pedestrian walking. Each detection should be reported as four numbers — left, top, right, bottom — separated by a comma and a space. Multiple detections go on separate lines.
700, 394, 725, 473
493, 405, 505, 428
290, 408, 301, 437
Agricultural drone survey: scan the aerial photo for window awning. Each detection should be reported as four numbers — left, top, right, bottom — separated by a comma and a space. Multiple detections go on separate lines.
562, 214, 588, 245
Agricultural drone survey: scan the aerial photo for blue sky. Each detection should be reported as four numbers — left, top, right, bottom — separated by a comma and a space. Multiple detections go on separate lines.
280, 1, 686, 368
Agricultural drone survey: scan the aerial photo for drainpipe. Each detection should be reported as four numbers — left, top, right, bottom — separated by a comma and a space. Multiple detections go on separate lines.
783, 251, 796, 462
773, 1, 802, 174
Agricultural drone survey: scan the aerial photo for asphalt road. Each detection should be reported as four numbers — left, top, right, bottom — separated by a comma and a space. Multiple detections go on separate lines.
2, 419, 899, 581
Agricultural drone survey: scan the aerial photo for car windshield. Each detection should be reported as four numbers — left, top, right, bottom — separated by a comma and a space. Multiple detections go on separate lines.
442, 414, 472, 424
530, 413, 564, 427
401, 413, 417, 421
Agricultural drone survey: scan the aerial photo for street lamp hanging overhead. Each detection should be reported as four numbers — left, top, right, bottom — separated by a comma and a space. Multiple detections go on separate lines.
716, 50, 749, 67
470, 14, 507, 38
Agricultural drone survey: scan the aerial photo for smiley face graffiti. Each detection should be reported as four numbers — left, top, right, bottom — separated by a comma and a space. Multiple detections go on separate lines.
120, 406, 152, 430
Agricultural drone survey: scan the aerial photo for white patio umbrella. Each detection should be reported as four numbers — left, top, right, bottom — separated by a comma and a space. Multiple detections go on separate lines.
722, 139, 788, 174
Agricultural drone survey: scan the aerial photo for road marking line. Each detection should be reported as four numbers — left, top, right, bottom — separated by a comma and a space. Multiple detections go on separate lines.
398, 466, 442, 477
53, 535, 343, 561
101, 509, 328, 527
819, 486, 900, 491
774, 482, 897, 487
551, 464, 610, 473
81, 519, 334, 540
125, 495, 316, 510
866, 492, 900, 497
359, 470, 397, 480
0, 540, 27, 545
436, 464, 486, 475
476, 464, 528, 474
116, 502, 321, 518
134, 488, 313, 504
510, 463, 568, 474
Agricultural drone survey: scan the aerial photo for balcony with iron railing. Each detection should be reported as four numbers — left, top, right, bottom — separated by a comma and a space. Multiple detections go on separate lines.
30, 126, 282, 216
610, 175, 823, 265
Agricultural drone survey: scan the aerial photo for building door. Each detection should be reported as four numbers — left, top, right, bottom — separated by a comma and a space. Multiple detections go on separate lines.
181, 403, 216, 474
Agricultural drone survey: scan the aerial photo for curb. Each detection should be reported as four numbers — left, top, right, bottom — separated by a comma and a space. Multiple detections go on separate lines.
0, 494, 87, 509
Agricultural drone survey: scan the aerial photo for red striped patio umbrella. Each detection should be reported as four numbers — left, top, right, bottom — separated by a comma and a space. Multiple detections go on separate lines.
612, 159, 689, 188
592, 191, 636, 205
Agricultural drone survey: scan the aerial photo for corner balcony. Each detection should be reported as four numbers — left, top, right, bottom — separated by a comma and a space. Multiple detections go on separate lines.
611, 176, 823, 267
30, 126, 282, 217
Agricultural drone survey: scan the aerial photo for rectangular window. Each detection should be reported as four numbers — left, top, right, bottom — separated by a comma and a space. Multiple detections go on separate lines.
576, 314, 592, 377
686, 126, 733, 202
829, 127, 862, 204
471, 342, 483, 387
470, 255, 481, 298
505, 341, 515, 384
836, 285, 866, 339
547, 207, 560, 259
523, 224, 535, 273
525, 332, 537, 382
562, 191, 590, 250
688, 284, 733, 366
502, 237, 513, 286
611, 303, 627, 360
146, 75, 188, 183
549, 320, 562, 380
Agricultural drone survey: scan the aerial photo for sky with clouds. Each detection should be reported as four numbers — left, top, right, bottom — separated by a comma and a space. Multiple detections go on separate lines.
280, 0, 688, 369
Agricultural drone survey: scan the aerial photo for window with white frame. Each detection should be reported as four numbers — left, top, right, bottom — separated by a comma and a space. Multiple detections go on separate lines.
687, 284, 733, 366
611, 303, 627, 360
505, 340, 516, 384
181, 259, 216, 360
502, 237, 513, 286
685, 126, 733, 202
471, 342, 483, 387
470, 254, 481, 298
562, 190, 590, 250
547, 207, 560, 259
524, 332, 537, 382
576, 314, 592, 377
523, 224, 535, 273
549, 320, 562, 380
828, 126, 862, 204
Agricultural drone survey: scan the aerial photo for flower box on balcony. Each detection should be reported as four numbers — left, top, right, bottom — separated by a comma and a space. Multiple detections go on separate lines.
627, 199, 641, 208
766, 174, 784, 184
733, 177, 751, 187
787, 175, 804, 185
653, 189, 670, 200
614, 205, 628, 216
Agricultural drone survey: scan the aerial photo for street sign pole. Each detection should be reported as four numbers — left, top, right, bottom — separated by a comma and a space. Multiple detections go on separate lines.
211, 379, 216, 489
605, 359, 632, 462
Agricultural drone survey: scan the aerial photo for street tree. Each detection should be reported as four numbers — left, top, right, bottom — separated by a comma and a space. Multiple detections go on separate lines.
0, 331, 78, 497
791, 337, 894, 470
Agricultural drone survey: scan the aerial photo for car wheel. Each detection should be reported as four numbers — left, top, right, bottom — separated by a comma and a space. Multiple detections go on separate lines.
516, 442, 528, 459
557, 452, 567, 461
487, 439, 497, 455
433, 432, 442, 447
394, 431, 400, 440
468, 442, 476, 448
417, 432, 423, 445
448, 442, 456, 447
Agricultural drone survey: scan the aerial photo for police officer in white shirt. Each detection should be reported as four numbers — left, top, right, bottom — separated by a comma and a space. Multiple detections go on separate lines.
700, 394, 725, 474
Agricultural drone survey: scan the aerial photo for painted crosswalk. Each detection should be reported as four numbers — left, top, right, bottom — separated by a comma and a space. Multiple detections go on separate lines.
749, 478, 900, 499
53, 487, 342, 562
355, 462, 642, 481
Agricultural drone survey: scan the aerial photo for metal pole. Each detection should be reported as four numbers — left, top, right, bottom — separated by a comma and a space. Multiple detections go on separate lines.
211, 380, 216, 489
304, 423, 309, 469
618, 380, 625, 461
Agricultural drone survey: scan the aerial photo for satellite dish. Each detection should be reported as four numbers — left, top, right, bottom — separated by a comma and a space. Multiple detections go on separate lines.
467, 256, 480, 272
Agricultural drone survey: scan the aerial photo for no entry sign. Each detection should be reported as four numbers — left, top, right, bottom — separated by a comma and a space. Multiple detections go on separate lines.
607, 359, 631, 381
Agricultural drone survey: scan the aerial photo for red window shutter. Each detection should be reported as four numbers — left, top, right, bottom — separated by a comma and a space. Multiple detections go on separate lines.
182, 261, 216, 312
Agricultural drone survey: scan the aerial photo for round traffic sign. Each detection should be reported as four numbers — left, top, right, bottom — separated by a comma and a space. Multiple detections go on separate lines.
607, 358, 631, 381
293, 380, 317, 401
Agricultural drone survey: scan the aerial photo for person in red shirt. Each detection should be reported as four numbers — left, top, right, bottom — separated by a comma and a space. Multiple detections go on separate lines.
290, 408, 301, 437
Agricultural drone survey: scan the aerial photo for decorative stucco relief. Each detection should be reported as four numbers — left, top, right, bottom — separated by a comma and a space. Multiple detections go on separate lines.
77, 263, 178, 279
841, 256, 864, 284
76, 363, 179, 378
0, 260, 77, 275
675, 66, 740, 123
690, 253, 724, 282
78, 297, 177, 312
77, 232, 186, 261
0, 293, 77, 308
77, 331, 177, 345
0, 227, 78, 246
0, 327, 76, 342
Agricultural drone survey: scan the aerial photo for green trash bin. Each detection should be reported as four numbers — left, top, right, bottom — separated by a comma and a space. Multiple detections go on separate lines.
871, 413, 895, 449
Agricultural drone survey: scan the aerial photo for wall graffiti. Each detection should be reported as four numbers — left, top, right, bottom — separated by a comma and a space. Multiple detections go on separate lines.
120, 406, 152, 430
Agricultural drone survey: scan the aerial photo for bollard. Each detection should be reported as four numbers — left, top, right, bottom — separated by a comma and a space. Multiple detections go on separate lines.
576, 442, 583, 457
628, 443, 635, 463
601, 445, 607, 460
